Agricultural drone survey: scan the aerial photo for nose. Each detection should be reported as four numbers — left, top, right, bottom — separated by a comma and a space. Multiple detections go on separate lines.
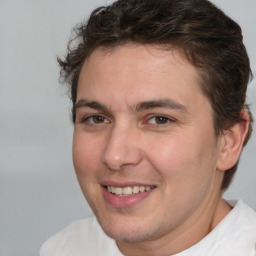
101, 125, 143, 171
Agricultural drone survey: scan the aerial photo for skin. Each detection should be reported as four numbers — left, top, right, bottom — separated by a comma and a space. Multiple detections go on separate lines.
73, 43, 248, 256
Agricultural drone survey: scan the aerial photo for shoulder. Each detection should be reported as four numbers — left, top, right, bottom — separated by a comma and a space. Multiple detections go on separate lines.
40, 217, 122, 256
227, 200, 256, 228
216, 200, 256, 255
178, 200, 256, 256
207, 200, 256, 255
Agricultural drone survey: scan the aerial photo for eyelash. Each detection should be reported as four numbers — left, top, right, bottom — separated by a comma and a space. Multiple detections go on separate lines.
146, 115, 175, 126
79, 114, 175, 127
80, 114, 110, 124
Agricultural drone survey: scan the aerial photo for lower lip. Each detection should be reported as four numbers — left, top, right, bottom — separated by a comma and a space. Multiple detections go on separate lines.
102, 187, 154, 208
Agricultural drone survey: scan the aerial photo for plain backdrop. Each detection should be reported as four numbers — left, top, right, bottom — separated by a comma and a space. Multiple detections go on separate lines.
0, 0, 255, 255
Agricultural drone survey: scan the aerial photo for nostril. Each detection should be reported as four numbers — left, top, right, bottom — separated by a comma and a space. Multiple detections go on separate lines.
101, 128, 143, 170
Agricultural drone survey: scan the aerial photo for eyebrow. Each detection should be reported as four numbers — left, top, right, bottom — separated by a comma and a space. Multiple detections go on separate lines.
75, 99, 108, 112
75, 98, 187, 113
134, 99, 188, 113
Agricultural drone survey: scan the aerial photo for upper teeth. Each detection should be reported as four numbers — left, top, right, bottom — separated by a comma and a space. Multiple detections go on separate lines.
107, 186, 152, 196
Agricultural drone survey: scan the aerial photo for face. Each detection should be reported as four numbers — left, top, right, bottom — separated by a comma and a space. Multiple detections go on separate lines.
73, 44, 223, 244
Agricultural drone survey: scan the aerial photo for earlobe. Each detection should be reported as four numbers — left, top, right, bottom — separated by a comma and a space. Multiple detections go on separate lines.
216, 110, 250, 171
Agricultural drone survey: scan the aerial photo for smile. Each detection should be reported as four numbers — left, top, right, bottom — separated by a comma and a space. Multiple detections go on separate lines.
106, 186, 154, 196
102, 183, 156, 208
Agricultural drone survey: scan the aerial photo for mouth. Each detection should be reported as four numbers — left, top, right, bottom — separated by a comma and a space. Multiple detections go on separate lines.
106, 185, 155, 196
102, 183, 156, 208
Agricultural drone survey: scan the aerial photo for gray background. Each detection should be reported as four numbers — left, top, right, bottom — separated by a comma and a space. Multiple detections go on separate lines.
0, 0, 255, 255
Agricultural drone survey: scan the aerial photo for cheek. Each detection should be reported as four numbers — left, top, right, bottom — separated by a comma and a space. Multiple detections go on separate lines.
148, 135, 217, 216
72, 132, 101, 178
147, 133, 216, 189
147, 135, 195, 175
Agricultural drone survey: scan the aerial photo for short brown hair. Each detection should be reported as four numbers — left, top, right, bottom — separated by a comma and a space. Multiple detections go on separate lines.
58, 0, 253, 190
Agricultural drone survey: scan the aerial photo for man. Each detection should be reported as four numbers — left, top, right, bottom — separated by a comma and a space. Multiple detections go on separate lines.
40, 0, 256, 255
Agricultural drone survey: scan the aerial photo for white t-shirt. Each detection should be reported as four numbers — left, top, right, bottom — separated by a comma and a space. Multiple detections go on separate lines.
40, 200, 256, 256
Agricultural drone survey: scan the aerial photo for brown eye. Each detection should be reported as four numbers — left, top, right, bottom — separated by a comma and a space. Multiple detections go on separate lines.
93, 116, 106, 123
85, 115, 109, 124
154, 116, 169, 124
148, 116, 171, 125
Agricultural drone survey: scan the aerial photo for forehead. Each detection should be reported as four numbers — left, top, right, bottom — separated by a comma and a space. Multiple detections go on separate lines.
77, 43, 209, 113
83, 43, 196, 76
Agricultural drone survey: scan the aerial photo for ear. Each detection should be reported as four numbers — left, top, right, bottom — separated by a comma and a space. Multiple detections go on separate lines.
216, 110, 250, 171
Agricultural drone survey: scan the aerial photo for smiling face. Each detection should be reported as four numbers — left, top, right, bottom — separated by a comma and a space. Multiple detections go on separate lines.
73, 44, 226, 251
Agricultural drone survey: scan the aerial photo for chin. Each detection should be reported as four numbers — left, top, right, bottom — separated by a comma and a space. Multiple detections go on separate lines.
96, 214, 166, 243
103, 227, 156, 243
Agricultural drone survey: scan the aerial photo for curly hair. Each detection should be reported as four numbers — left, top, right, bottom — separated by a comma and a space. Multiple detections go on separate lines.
58, 0, 253, 191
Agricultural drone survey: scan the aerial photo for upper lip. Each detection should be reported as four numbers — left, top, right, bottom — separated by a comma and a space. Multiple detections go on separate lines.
101, 180, 156, 188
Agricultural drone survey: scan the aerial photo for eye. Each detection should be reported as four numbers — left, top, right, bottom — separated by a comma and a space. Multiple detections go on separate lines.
82, 115, 110, 124
147, 115, 174, 125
